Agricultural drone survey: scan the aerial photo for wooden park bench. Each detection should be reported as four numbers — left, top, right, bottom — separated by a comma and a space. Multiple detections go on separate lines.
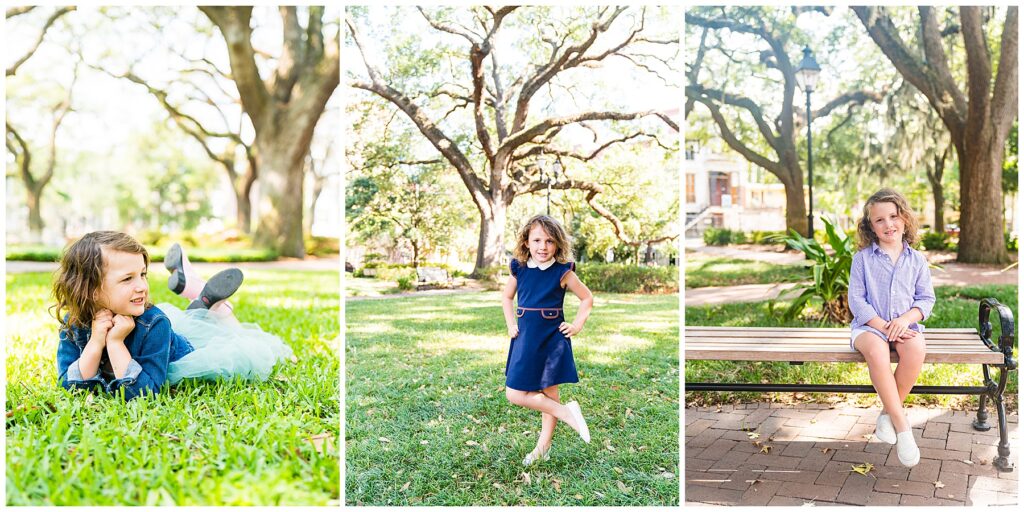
685, 298, 1017, 472
416, 266, 453, 290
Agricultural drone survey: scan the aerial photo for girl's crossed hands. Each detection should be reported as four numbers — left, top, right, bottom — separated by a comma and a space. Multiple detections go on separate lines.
91, 309, 114, 344
108, 314, 135, 342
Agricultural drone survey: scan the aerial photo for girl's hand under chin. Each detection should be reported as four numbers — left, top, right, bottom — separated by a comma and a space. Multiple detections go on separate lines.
107, 314, 135, 342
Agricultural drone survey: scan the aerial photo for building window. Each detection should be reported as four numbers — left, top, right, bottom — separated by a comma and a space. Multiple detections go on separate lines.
685, 173, 696, 203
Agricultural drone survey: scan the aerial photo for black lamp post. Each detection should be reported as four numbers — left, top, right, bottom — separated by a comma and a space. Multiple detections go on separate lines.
543, 157, 563, 215
796, 46, 820, 239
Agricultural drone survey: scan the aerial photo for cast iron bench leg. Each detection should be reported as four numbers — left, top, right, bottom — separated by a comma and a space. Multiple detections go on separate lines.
973, 365, 991, 431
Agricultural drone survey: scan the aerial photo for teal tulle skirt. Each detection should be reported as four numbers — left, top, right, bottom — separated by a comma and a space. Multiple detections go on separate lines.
159, 302, 293, 384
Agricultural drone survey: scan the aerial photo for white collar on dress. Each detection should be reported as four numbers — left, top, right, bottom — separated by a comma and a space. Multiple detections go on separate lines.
527, 257, 555, 270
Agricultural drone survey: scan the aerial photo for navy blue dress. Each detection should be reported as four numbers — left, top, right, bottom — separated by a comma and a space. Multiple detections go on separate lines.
505, 259, 580, 391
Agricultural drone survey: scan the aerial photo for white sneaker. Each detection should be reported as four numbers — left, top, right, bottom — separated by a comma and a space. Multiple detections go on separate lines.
875, 412, 897, 444
566, 401, 591, 443
896, 430, 920, 467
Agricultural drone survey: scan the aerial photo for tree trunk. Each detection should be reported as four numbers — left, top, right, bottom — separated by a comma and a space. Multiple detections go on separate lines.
957, 140, 1009, 263
26, 186, 43, 243
473, 199, 506, 276
253, 127, 308, 258
235, 186, 253, 235
782, 173, 809, 236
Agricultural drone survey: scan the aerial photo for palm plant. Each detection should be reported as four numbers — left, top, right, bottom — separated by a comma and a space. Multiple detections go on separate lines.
777, 216, 854, 323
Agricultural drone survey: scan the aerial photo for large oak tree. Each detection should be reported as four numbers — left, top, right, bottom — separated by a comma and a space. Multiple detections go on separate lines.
349, 6, 677, 275
852, 6, 1017, 263
686, 6, 887, 236
201, 6, 339, 257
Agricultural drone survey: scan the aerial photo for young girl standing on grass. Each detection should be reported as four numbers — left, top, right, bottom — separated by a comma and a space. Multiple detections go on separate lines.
53, 231, 293, 400
502, 215, 594, 466
848, 189, 935, 467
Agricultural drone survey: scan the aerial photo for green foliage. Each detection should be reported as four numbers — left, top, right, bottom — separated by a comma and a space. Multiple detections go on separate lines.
702, 228, 747, 246
575, 263, 678, 294
1006, 231, 1019, 252
6, 245, 278, 263
921, 230, 951, 251
684, 257, 807, 289
6, 270, 340, 505
776, 217, 854, 323
750, 230, 786, 245
346, 291, 679, 505
305, 236, 340, 257
395, 275, 415, 291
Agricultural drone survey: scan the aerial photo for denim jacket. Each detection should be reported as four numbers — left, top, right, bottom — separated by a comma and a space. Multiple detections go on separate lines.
56, 305, 193, 400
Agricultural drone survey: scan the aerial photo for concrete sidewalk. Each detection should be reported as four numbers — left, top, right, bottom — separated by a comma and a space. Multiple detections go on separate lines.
5, 257, 339, 274
686, 403, 1018, 506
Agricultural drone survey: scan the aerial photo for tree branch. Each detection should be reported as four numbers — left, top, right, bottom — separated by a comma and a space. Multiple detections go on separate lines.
200, 6, 270, 127
6, 6, 75, 77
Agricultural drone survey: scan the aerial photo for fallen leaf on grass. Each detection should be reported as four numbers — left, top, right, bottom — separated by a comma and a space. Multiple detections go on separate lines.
660, 472, 675, 479
625, 408, 634, 418
616, 480, 629, 493
934, 481, 945, 489
161, 433, 182, 442
498, 425, 506, 434
420, 440, 429, 445
400, 481, 410, 491
521, 472, 531, 485
574, 494, 583, 500
306, 433, 334, 454
378, 437, 391, 444
465, 440, 479, 446
467, 415, 482, 424
551, 478, 561, 492
747, 432, 760, 440
850, 463, 875, 476
613, 467, 623, 474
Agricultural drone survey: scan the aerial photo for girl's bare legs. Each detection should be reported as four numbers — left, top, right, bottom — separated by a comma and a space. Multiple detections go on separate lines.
854, 332, 911, 432
506, 387, 579, 433
893, 334, 926, 403
535, 385, 560, 452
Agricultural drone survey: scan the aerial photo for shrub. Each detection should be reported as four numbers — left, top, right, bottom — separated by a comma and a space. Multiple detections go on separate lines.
305, 236, 340, 257
704, 227, 749, 246
574, 263, 678, 294
775, 216, 853, 323
921, 231, 950, 251
750, 230, 786, 245
396, 275, 415, 291
376, 266, 415, 285
1006, 232, 1019, 252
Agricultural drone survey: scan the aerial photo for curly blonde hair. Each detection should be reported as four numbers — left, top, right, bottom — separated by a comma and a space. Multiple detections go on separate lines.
51, 231, 151, 329
512, 215, 573, 264
857, 188, 920, 250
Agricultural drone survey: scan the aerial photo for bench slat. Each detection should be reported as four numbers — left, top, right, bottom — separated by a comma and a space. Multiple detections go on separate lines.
686, 326, 1003, 364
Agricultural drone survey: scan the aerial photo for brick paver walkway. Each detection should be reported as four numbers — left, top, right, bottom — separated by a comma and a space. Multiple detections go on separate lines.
686, 403, 1018, 506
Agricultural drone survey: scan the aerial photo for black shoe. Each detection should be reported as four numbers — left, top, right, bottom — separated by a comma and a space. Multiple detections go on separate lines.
186, 268, 243, 310
165, 243, 186, 294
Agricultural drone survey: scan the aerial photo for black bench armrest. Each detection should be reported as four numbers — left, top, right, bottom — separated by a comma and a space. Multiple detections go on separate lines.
979, 298, 1016, 371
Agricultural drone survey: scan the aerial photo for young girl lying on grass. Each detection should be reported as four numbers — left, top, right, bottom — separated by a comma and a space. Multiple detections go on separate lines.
54, 231, 292, 400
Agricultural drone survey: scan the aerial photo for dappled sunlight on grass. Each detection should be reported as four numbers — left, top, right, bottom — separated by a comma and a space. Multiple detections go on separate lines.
417, 333, 506, 355
6, 270, 340, 505
346, 322, 398, 336
586, 333, 655, 354
346, 290, 679, 506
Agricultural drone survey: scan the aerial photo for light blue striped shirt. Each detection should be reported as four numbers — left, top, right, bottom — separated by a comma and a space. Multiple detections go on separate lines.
848, 241, 935, 340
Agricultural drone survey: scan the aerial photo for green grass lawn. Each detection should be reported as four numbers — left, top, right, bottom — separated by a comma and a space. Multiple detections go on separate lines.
345, 276, 401, 297
5, 270, 340, 506
684, 255, 807, 288
685, 285, 1018, 410
346, 291, 679, 506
